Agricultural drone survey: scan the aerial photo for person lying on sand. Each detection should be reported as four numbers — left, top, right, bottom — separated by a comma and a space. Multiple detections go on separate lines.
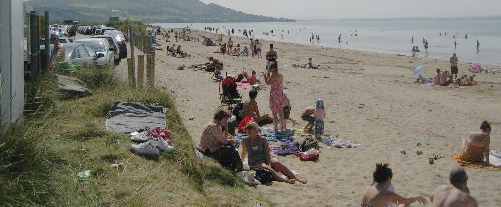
240, 122, 307, 184
460, 121, 491, 165
291, 58, 320, 69
361, 163, 428, 207
430, 166, 478, 207
189, 57, 223, 73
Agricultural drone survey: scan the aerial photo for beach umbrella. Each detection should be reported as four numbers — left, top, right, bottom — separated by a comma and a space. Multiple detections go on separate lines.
470, 62, 482, 73
411, 66, 425, 75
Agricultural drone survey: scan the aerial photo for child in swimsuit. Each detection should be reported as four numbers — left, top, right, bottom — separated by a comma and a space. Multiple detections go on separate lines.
314, 99, 326, 139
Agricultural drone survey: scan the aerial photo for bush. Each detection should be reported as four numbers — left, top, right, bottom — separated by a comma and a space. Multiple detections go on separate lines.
74, 67, 117, 88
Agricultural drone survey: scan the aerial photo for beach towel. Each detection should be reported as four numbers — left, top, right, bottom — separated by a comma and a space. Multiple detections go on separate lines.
452, 153, 501, 170
264, 134, 294, 142
275, 140, 301, 156
321, 136, 361, 148
236, 82, 251, 91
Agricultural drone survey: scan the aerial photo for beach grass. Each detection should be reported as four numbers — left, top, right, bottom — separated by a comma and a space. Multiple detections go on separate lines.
0, 68, 272, 206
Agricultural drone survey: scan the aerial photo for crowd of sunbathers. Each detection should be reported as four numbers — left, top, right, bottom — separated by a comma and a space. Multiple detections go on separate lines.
149, 27, 495, 206
416, 68, 478, 87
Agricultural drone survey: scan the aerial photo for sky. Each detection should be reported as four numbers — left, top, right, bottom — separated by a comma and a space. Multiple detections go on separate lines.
199, 0, 501, 20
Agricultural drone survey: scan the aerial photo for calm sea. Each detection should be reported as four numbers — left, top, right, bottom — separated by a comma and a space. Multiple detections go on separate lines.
156, 19, 501, 66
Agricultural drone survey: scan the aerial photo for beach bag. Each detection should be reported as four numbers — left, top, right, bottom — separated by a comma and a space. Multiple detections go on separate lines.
255, 168, 275, 184
297, 148, 320, 162
300, 137, 319, 152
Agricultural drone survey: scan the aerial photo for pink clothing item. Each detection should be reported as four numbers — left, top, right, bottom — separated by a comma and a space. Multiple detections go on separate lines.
269, 77, 287, 113
246, 75, 257, 85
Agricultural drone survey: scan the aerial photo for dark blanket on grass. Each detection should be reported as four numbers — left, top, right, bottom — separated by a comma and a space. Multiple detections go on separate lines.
105, 102, 167, 133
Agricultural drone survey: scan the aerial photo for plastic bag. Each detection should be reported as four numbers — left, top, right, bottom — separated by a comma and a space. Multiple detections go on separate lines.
297, 148, 319, 162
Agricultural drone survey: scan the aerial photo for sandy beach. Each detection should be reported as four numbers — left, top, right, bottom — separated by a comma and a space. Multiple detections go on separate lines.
115, 30, 501, 207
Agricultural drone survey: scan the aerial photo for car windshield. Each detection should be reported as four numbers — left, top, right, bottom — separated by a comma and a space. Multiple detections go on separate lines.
63, 44, 77, 57
75, 40, 105, 52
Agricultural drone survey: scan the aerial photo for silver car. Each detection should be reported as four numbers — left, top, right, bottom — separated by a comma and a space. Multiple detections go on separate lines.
62, 43, 104, 69
73, 38, 115, 69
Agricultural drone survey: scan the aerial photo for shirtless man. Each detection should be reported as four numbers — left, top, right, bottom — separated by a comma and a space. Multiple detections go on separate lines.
430, 167, 478, 207
450, 53, 458, 79
460, 121, 491, 165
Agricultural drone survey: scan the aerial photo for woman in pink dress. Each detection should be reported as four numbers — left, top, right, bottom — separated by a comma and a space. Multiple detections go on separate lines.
264, 65, 288, 133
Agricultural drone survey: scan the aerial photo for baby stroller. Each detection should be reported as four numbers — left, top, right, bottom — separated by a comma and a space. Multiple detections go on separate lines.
219, 76, 242, 107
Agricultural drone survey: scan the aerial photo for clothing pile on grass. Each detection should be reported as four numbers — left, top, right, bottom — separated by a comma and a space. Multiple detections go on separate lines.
104, 101, 174, 159
129, 127, 175, 159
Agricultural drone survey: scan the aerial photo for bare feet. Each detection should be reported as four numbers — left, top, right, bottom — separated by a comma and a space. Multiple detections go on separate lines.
285, 179, 295, 184
297, 178, 307, 184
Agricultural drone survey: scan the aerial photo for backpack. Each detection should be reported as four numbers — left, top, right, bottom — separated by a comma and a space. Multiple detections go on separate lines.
300, 137, 319, 152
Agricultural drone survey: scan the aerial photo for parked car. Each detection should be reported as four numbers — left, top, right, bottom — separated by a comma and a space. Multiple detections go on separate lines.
62, 43, 104, 69
58, 37, 73, 44
103, 30, 127, 59
91, 35, 122, 65
73, 38, 115, 68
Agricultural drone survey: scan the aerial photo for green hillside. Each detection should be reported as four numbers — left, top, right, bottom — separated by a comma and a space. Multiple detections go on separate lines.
30, 0, 294, 23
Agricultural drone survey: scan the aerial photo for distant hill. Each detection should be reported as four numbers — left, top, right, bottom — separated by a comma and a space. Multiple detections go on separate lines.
29, 0, 294, 23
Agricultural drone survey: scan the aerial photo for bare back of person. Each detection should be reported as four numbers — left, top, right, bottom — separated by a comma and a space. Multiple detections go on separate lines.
431, 185, 477, 207
460, 131, 490, 163
361, 184, 405, 207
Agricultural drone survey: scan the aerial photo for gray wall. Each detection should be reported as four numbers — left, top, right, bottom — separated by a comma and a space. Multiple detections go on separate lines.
0, 0, 25, 132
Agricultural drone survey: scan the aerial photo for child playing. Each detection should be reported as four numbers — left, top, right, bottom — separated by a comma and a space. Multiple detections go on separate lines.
314, 99, 326, 139
283, 96, 298, 126
301, 107, 315, 134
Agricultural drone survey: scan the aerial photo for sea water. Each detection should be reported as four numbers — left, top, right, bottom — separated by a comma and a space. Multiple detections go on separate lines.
156, 19, 501, 66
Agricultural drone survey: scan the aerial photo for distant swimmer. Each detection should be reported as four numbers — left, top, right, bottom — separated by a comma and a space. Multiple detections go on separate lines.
338, 34, 341, 43
476, 40, 480, 51
411, 37, 414, 44
454, 41, 457, 49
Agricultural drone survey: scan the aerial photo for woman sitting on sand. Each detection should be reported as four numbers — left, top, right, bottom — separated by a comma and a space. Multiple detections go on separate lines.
264, 62, 288, 133
241, 122, 306, 184
197, 109, 243, 172
361, 163, 427, 207
460, 121, 491, 165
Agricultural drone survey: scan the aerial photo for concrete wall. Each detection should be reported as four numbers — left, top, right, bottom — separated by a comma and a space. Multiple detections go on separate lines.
0, 0, 25, 132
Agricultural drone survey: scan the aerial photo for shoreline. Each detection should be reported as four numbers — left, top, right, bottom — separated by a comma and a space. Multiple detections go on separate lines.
155, 20, 501, 67
118, 29, 501, 206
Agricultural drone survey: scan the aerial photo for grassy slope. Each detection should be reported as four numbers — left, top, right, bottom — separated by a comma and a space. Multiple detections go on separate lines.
0, 69, 272, 206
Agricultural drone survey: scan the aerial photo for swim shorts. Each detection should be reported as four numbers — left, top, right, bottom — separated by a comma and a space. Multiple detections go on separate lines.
451, 66, 458, 74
